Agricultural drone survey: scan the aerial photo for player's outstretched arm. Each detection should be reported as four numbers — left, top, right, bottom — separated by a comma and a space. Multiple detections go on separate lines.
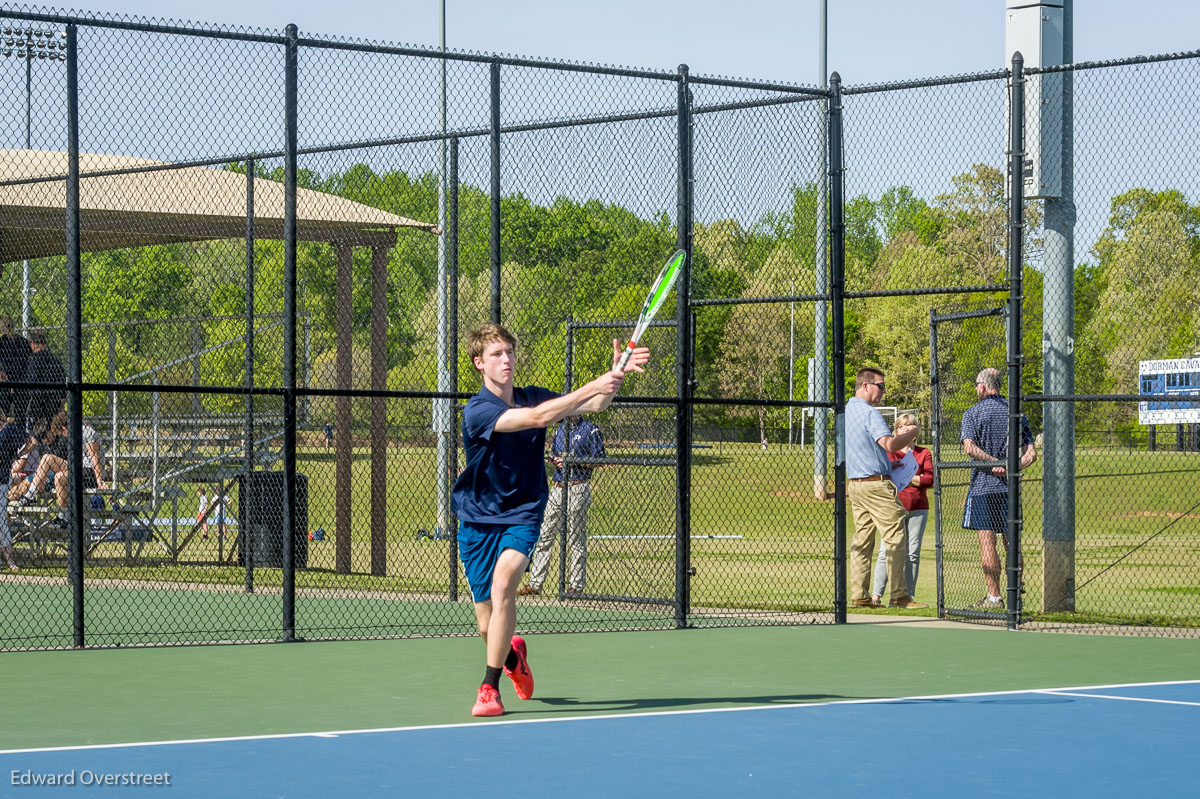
494, 341, 649, 432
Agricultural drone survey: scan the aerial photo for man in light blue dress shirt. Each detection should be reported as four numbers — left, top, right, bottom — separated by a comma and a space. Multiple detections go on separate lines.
845, 367, 927, 609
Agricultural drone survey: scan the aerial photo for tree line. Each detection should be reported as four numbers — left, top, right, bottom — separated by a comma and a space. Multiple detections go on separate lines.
8, 161, 1197, 438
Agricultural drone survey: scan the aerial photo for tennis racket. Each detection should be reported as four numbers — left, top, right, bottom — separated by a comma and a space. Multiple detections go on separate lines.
616, 248, 686, 371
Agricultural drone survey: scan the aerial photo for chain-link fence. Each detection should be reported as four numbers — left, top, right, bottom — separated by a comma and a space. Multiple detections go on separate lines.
0, 6, 1197, 649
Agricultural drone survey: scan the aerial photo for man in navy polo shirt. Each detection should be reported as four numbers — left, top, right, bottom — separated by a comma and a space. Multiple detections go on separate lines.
451, 323, 648, 717
961, 367, 1037, 609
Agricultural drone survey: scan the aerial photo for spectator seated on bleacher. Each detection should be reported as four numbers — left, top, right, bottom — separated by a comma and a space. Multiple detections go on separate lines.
10, 411, 108, 525
10, 416, 62, 502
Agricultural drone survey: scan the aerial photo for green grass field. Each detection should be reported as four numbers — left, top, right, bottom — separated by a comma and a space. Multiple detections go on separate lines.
5, 441, 1198, 647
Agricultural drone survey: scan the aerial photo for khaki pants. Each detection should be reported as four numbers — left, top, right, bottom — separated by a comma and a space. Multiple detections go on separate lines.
848, 479, 908, 604
529, 482, 592, 591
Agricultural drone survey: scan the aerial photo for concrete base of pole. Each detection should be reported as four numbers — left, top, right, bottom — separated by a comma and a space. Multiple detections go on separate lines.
813, 476, 827, 501
1042, 539, 1075, 612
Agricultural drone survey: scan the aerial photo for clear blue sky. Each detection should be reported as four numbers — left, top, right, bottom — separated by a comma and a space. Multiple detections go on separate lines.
37, 0, 1200, 85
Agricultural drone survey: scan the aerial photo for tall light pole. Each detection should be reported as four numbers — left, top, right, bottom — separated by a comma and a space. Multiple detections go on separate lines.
813, 0, 829, 498
3, 25, 67, 333
434, 1, 453, 537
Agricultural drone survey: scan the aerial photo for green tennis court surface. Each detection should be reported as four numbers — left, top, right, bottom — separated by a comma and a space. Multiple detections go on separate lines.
3, 622, 1197, 750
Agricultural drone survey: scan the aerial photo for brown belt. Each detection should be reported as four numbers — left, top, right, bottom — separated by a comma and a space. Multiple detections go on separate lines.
849, 474, 886, 482
552, 480, 587, 486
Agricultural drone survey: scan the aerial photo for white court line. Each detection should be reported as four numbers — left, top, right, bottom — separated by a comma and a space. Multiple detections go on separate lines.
2, 678, 1197, 756
1037, 690, 1200, 707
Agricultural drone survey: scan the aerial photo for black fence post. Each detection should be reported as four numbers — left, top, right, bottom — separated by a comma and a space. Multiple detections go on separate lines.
281, 22, 299, 642
675, 64, 694, 629
929, 309, 945, 617
489, 61, 502, 325
560, 320, 575, 597
64, 22, 84, 649
828, 72, 847, 625
244, 159, 256, 594
1006, 53, 1026, 631
448, 136, 460, 602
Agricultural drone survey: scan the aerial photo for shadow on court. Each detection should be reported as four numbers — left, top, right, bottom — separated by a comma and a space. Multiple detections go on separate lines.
523, 693, 869, 715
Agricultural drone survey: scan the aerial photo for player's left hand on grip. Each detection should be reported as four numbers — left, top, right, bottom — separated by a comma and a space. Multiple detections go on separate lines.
611, 338, 650, 373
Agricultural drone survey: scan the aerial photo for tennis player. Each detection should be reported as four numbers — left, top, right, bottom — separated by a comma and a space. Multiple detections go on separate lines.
451, 322, 649, 717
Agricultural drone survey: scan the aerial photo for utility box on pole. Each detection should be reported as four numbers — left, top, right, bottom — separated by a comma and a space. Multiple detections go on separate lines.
1006, 1, 1064, 198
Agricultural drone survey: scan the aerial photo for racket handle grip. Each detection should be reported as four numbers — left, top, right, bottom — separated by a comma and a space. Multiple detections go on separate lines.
616, 341, 636, 372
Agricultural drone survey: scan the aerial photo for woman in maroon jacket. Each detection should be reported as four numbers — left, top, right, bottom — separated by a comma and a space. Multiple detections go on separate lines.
871, 413, 934, 604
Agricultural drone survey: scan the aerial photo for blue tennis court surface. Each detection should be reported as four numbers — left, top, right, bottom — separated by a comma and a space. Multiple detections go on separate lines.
4, 680, 1197, 797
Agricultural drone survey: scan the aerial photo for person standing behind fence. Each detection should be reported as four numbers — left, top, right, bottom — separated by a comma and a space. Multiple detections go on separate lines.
846, 368, 927, 610
25, 331, 65, 426
961, 367, 1036, 609
0, 316, 31, 426
518, 415, 606, 598
871, 413, 933, 605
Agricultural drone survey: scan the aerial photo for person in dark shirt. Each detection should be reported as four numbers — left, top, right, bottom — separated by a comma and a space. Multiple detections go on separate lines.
24, 331, 66, 426
961, 367, 1037, 609
450, 322, 648, 717
0, 316, 31, 425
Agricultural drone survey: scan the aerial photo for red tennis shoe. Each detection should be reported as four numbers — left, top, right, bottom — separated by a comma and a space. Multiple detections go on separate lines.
505, 635, 535, 700
471, 684, 504, 717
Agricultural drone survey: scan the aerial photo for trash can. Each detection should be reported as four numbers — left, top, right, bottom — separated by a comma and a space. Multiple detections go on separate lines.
236, 472, 308, 569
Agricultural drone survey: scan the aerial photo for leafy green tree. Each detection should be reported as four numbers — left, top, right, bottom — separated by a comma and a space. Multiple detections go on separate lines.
716, 246, 812, 438
1084, 203, 1200, 408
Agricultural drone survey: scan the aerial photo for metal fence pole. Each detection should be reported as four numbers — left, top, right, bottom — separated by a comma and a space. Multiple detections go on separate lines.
813, 9, 830, 501
107, 328, 117, 488
489, 60, 502, 324
64, 22, 84, 648
828, 72, 847, 625
448, 136, 460, 601
281, 22, 299, 642
560, 322, 575, 596
675, 64, 694, 629
1006, 53, 1026, 632
929, 310, 945, 617
244, 159, 256, 593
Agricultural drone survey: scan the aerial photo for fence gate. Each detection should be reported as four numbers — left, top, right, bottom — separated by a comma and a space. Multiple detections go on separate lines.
929, 304, 1023, 624
551, 320, 682, 620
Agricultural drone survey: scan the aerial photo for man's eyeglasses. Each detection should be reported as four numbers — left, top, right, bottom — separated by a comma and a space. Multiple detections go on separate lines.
865, 381, 885, 390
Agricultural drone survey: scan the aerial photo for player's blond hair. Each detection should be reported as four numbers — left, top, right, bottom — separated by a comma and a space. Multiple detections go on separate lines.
466, 323, 517, 372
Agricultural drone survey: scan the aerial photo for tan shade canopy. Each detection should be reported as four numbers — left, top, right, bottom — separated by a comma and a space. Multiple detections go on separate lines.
0, 149, 437, 263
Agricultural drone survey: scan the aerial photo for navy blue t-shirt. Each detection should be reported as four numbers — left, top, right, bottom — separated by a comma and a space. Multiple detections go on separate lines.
451, 384, 560, 525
